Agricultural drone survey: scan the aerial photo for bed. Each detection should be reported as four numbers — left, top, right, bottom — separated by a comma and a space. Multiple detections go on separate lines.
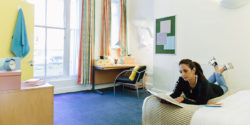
142, 89, 250, 125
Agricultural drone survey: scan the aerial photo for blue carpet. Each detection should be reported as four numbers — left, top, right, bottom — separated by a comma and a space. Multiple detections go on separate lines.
54, 87, 150, 125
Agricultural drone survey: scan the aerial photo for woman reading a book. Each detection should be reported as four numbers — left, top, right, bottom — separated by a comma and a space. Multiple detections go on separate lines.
167, 58, 233, 105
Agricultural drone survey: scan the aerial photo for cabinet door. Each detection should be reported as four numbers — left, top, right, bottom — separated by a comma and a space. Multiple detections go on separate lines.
0, 87, 54, 125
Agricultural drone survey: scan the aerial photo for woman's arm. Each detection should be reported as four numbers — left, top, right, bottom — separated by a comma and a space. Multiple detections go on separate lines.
170, 77, 183, 98
182, 98, 197, 104
175, 97, 184, 102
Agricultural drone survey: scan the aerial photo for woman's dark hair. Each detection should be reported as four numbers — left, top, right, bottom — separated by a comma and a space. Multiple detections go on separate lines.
179, 59, 207, 82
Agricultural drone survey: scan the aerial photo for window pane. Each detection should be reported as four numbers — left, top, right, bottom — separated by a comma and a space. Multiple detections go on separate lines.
69, 30, 80, 76
47, 0, 65, 28
111, 0, 121, 48
46, 28, 64, 76
34, 27, 46, 77
34, 0, 81, 79
34, 0, 45, 25
69, 0, 81, 76
70, 0, 81, 29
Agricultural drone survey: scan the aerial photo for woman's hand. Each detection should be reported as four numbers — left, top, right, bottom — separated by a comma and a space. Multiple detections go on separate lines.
175, 97, 184, 103
157, 98, 170, 104
160, 99, 171, 104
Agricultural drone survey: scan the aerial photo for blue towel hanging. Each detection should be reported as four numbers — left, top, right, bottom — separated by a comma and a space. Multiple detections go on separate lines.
11, 8, 30, 58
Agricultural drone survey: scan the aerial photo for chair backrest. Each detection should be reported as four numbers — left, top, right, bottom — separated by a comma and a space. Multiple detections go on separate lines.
133, 66, 146, 83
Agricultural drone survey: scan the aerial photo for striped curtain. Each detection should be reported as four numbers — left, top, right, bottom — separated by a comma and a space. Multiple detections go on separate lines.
78, 0, 95, 85
100, 0, 111, 57
118, 0, 127, 56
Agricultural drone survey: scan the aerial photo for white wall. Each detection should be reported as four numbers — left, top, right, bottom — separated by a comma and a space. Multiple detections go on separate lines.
127, 0, 155, 87
153, 0, 250, 92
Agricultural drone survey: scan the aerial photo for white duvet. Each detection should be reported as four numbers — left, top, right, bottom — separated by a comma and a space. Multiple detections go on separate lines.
191, 90, 250, 125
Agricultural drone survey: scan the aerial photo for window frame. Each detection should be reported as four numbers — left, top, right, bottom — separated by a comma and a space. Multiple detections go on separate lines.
110, 0, 121, 49
34, 0, 79, 80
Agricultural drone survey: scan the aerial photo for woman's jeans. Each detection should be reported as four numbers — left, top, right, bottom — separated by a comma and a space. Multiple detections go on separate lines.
208, 72, 228, 93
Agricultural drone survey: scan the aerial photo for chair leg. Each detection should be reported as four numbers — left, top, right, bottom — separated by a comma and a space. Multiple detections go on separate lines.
113, 82, 116, 96
136, 84, 139, 99
141, 81, 144, 91
122, 84, 124, 93
142, 81, 146, 92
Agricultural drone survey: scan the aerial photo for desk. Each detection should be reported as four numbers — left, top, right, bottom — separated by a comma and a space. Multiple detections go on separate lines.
92, 64, 142, 93
0, 83, 54, 125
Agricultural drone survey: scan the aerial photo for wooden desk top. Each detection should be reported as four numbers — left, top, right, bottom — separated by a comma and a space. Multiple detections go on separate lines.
94, 64, 144, 70
0, 83, 53, 94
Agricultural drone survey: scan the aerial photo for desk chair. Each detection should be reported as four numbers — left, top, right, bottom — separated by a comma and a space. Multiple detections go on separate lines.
113, 66, 146, 98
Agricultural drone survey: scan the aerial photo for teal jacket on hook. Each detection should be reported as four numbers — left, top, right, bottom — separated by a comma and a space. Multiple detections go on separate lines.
11, 8, 30, 58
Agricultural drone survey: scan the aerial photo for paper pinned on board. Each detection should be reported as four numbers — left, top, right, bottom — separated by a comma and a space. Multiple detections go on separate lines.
164, 36, 175, 50
156, 32, 167, 45
160, 20, 171, 33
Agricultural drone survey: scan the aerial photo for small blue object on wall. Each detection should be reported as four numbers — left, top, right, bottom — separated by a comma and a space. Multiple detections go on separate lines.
0, 57, 21, 71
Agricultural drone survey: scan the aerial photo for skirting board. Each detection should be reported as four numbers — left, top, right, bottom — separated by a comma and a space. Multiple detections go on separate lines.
49, 79, 153, 94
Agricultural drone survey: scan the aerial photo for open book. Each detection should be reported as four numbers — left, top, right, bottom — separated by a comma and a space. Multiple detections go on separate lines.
147, 89, 184, 108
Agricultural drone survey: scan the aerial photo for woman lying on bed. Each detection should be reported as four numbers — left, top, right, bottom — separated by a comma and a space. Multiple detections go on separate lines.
166, 58, 233, 105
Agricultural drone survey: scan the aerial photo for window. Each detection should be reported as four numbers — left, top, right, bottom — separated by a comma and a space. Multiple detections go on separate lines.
111, 0, 121, 48
34, 0, 81, 79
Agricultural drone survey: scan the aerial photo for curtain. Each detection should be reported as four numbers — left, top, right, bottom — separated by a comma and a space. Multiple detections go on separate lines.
118, 0, 127, 56
78, 0, 95, 85
100, 0, 111, 57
